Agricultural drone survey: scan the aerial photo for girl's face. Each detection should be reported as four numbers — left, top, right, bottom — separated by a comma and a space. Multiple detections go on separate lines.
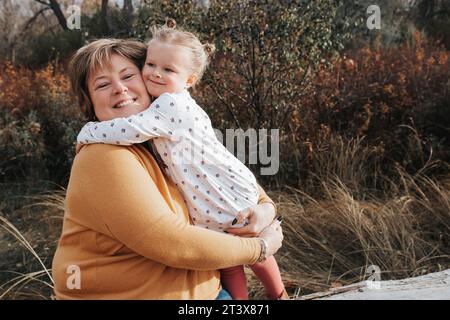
87, 54, 151, 121
141, 40, 197, 97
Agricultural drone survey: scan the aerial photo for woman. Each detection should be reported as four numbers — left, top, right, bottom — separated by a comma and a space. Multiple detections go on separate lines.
51, 39, 283, 300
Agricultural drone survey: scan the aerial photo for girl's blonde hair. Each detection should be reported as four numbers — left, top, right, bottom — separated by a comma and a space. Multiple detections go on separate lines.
149, 18, 215, 85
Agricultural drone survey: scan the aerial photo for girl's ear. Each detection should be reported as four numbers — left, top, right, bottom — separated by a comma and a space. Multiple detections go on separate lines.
186, 74, 198, 88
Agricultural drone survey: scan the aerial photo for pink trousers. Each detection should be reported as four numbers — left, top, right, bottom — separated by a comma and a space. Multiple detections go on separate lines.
220, 255, 284, 300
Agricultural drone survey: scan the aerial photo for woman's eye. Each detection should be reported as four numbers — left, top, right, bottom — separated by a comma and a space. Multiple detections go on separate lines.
97, 83, 109, 89
147, 63, 154, 67
123, 74, 134, 80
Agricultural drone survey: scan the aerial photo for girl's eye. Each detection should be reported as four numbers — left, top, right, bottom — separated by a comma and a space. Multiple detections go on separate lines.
164, 68, 174, 72
146, 63, 154, 67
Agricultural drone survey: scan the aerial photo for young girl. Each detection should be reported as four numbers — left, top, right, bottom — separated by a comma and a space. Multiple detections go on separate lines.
77, 19, 287, 300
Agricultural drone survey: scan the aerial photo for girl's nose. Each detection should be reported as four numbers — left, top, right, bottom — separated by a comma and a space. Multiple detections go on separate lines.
153, 68, 162, 78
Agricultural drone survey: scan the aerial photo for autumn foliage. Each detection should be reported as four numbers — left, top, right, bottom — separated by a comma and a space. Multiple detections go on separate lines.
277, 33, 450, 187
0, 62, 82, 182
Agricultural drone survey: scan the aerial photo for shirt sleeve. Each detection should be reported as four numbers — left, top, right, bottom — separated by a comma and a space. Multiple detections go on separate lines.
76, 93, 179, 145
67, 144, 261, 270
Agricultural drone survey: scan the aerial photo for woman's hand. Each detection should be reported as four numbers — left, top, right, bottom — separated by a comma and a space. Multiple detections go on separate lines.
225, 202, 276, 237
259, 219, 283, 257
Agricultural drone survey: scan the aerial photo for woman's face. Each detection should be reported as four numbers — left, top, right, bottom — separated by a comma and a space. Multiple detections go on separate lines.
87, 54, 151, 121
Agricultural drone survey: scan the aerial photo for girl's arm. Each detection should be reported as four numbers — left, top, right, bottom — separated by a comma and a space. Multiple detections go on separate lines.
77, 93, 178, 146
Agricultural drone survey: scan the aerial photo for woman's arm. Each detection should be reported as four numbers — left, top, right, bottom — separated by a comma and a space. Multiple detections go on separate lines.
67, 144, 262, 271
257, 184, 277, 219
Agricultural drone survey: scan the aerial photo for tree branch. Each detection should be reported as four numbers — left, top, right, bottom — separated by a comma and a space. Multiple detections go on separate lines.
34, 0, 50, 6
21, 7, 51, 35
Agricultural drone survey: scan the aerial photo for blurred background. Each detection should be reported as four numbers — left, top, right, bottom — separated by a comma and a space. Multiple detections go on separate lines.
0, 0, 449, 299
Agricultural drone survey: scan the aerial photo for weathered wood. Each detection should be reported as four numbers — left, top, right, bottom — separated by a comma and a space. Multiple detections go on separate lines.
299, 283, 366, 300
298, 269, 450, 300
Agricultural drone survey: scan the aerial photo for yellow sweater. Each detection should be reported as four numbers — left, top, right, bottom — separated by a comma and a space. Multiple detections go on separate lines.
52, 143, 273, 299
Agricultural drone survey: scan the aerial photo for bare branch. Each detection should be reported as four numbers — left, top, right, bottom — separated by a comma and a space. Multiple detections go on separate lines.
21, 7, 51, 34
33, 0, 50, 6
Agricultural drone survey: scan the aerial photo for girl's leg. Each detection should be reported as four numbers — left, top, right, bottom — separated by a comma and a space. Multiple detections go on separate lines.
249, 256, 286, 299
220, 265, 248, 300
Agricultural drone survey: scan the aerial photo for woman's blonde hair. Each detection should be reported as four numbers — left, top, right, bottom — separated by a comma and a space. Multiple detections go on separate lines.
69, 38, 147, 120
149, 18, 215, 85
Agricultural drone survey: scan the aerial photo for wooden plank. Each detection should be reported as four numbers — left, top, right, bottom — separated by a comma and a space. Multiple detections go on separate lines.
297, 269, 450, 300
299, 283, 366, 300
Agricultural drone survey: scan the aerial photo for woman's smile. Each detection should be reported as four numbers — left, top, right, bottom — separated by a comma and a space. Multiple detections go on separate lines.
112, 97, 138, 109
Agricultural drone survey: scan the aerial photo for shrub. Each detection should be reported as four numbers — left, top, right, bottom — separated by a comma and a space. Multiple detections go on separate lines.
0, 62, 83, 184
306, 32, 449, 173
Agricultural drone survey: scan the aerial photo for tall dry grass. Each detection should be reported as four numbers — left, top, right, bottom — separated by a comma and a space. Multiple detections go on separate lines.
248, 137, 450, 299
0, 190, 65, 299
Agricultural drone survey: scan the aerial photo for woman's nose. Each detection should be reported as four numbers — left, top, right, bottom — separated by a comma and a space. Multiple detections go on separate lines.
112, 81, 128, 94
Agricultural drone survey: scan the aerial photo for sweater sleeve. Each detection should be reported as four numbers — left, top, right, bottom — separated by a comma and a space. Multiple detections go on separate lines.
76, 93, 178, 146
68, 144, 261, 270
257, 183, 277, 219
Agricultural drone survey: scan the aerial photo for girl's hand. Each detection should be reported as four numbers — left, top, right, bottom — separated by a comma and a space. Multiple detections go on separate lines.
225, 202, 276, 237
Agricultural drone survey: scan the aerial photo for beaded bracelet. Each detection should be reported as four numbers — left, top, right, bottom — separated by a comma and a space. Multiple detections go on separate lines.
257, 238, 268, 263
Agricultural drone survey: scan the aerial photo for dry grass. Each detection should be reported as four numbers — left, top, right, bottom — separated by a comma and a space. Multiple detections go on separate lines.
0, 189, 65, 299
